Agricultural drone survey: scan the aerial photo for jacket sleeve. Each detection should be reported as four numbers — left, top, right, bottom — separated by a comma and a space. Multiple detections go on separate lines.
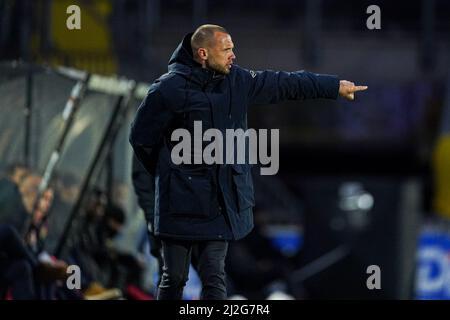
129, 86, 174, 176
131, 154, 155, 224
238, 67, 340, 106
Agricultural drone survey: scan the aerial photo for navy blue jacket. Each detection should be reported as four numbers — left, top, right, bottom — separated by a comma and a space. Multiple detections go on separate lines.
129, 33, 339, 241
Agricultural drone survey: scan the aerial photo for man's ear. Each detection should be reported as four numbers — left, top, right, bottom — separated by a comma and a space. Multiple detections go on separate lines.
198, 48, 208, 61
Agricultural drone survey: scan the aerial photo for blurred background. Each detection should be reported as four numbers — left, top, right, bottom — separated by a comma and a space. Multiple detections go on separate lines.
0, 0, 450, 300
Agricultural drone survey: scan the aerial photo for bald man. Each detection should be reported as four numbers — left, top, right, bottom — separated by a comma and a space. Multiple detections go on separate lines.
130, 24, 367, 300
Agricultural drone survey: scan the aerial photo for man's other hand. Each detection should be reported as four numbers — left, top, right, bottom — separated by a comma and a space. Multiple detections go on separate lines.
339, 80, 368, 100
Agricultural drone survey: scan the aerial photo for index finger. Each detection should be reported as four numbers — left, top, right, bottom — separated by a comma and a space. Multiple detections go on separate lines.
352, 85, 368, 92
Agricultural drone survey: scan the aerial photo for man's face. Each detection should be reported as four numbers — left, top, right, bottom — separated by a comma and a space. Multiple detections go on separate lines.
205, 32, 236, 75
11, 167, 29, 185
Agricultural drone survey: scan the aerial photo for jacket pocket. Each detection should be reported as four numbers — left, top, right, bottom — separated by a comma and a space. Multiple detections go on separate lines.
168, 166, 212, 218
231, 164, 255, 212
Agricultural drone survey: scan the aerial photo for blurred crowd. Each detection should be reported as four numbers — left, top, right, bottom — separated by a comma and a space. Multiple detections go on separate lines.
0, 163, 151, 300
0, 162, 306, 300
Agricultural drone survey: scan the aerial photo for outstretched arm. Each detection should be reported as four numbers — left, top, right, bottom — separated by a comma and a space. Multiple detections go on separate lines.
237, 66, 367, 105
239, 67, 340, 106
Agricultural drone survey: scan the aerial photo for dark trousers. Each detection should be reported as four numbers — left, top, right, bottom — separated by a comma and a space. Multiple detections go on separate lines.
157, 239, 228, 300
0, 224, 37, 299
147, 231, 163, 287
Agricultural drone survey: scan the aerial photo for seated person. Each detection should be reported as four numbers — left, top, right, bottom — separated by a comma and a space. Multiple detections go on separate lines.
69, 193, 144, 297
0, 224, 67, 300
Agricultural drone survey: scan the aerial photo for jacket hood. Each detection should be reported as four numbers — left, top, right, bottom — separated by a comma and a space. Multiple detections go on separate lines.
168, 32, 199, 75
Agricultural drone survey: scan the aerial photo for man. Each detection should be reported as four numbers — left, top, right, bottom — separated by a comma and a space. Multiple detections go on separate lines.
129, 24, 367, 300
0, 164, 30, 234
0, 166, 68, 299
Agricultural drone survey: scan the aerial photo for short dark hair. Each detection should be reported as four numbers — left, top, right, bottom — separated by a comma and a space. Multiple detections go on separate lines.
6, 162, 28, 176
191, 24, 229, 53
105, 204, 126, 225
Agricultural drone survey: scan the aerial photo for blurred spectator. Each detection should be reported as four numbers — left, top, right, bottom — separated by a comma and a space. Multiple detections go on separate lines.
45, 173, 80, 254
68, 190, 144, 298
0, 165, 71, 299
0, 224, 68, 300
18, 173, 42, 224
55, 173, 80, 204
0, 164, 30, 234
66, 188, 108, 288
0, 224, 37, 299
